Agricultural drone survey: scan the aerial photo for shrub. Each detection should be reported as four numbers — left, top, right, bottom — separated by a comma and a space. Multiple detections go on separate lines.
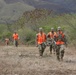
18, 27, 36, 45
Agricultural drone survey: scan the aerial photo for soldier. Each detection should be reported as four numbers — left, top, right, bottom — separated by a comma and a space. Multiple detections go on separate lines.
56, 26, 66, 61
5, 38, 9, 46
36, 27, 46, 56
47, 28, 57, 54
12, 31, 19, 47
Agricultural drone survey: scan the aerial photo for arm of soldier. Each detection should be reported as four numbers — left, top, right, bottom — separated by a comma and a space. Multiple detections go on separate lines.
46, 33, 50, 38
44, 33, 47, 46
45, 33, 47, 41
12, 34, 14, 41
17, 34, 19, 40
53, 33, 58, 42
62, 32, 68, 47
64, 35, 68, 47
46, 33, 51, 42
17, 34, 20, 40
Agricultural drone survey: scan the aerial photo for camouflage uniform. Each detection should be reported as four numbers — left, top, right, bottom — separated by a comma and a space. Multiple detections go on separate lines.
47, 38, 56, 54
56, 44, 65, 61
36, 27, 46, 56
56, 27, 66, 61
38, 42, 46, 56
13, 32, 19, 47
47, 28, 57, 54
14, 40, 18, 47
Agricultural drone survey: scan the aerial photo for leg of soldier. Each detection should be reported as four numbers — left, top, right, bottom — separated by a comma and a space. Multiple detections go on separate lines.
15, 40, 18, 47
61, 50, 64, 61
38, 44, 43, 56
60, 45, 65, 61
7, 42, 9, 45
42, 42, 46, 56
52, 43, 56, 54
6, 41, 8, 46
42, 47, 44, 56
53, 47, 56, 54
14, 40, 16, 46
56, 45, 60, 61
50, 45, 52, 54
14, 40, 18, 47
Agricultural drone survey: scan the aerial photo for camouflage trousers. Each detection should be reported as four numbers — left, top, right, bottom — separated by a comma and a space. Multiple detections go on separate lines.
46, 38, 56, 54
38, 42, 46, 56
56, 45, 65, 61
49, 44, 56, 54
14, 40, 18, 47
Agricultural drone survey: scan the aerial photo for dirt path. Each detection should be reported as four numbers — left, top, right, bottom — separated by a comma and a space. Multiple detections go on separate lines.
0, 46, 76, 75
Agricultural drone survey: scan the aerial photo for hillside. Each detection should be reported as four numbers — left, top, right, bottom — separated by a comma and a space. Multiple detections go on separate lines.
0, 9, 76, 46
0, 0, 76, 23
0, 0, 35, 23
4, 0, 76, 13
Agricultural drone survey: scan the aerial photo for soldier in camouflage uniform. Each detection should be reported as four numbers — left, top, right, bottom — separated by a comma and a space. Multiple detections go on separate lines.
36, 27, 46, 56
47, 28, 57, 54
56, 27, 67, 61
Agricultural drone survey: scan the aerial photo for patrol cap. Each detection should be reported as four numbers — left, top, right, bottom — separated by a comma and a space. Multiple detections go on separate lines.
51, 27, 54, 31
39, 27, 43, 32
57, 26, 61, 30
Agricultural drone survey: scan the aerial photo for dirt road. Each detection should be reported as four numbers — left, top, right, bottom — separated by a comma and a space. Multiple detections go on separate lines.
0, 46, 76, 75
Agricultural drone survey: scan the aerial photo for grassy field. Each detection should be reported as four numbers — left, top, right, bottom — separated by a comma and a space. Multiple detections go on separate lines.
0, 46, 76, 75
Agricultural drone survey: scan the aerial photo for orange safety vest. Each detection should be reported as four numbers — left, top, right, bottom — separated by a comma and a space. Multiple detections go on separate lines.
37, 33, 46, 44
13, 33, 18, 40
56, 40, 64, 45
48, 32, 57, 39
56, 31, 65, 38
56, 31, 65, 45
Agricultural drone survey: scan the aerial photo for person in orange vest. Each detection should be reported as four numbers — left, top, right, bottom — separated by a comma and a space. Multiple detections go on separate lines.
56, 27, 66, 61
36, 27, 47, 56
12, 31, 19, 47
47, 28, 57, 54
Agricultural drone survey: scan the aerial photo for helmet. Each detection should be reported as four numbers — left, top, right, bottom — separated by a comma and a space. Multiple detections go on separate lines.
51, 27, 54, 31
57, 26, 61, 30
39, 27, 43, 32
